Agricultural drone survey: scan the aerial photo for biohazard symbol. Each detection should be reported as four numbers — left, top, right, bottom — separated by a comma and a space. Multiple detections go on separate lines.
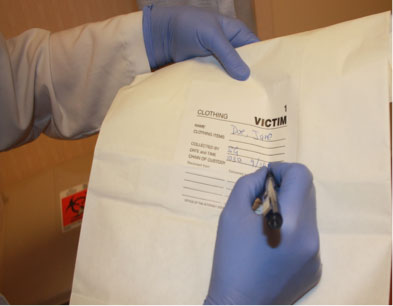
61, 189, 87, 228
66, 195, 85, 219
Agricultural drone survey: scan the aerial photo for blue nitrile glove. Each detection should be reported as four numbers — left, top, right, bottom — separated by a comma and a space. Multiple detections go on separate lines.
142, 5, 259, 81
205, 163, 322, 305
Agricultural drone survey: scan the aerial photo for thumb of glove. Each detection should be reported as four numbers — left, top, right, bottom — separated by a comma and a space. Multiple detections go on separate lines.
206, 30, 251, 81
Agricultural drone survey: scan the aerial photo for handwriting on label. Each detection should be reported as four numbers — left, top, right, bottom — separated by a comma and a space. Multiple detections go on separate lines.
231, 125, 273, 141
227, 146, 268, 168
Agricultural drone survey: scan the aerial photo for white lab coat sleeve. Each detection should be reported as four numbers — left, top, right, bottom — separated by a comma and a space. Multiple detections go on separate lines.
0, 11, 150, 151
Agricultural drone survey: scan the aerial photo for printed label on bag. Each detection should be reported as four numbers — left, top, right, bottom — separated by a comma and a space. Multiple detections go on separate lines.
173, 81, 298, 210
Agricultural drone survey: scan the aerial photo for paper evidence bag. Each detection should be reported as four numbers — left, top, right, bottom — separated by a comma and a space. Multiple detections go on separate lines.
71, 12, 391, 304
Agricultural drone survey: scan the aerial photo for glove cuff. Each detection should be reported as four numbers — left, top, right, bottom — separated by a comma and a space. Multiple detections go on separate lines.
143, 5, 173, 70
142, 5, 157, 69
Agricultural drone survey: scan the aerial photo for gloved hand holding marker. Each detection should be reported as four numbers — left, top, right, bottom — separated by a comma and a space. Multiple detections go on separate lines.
205, 163, 322, 305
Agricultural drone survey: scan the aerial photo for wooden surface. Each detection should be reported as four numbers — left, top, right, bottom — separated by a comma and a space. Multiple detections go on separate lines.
1, 154, 94, 304
253, 0, 392, 40
0, 0, 138, 39
0, 135, 98, 188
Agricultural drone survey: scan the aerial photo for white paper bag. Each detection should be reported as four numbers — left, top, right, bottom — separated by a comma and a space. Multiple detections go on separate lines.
71, 12, 391, 304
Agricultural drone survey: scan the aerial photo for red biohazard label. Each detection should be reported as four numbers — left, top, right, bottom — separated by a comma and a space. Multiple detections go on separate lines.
60, 187, 87, 231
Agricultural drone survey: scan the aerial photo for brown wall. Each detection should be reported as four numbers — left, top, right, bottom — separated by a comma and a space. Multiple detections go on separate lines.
254, 0, 392, 41
0, 0, 138, 39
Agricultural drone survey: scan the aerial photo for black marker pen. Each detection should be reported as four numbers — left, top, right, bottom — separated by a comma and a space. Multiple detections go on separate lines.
252, 171, 283, 230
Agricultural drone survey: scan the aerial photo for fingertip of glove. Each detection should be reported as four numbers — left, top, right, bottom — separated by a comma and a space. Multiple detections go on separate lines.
228, 63, 251, 81
269, 162, 314, 186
